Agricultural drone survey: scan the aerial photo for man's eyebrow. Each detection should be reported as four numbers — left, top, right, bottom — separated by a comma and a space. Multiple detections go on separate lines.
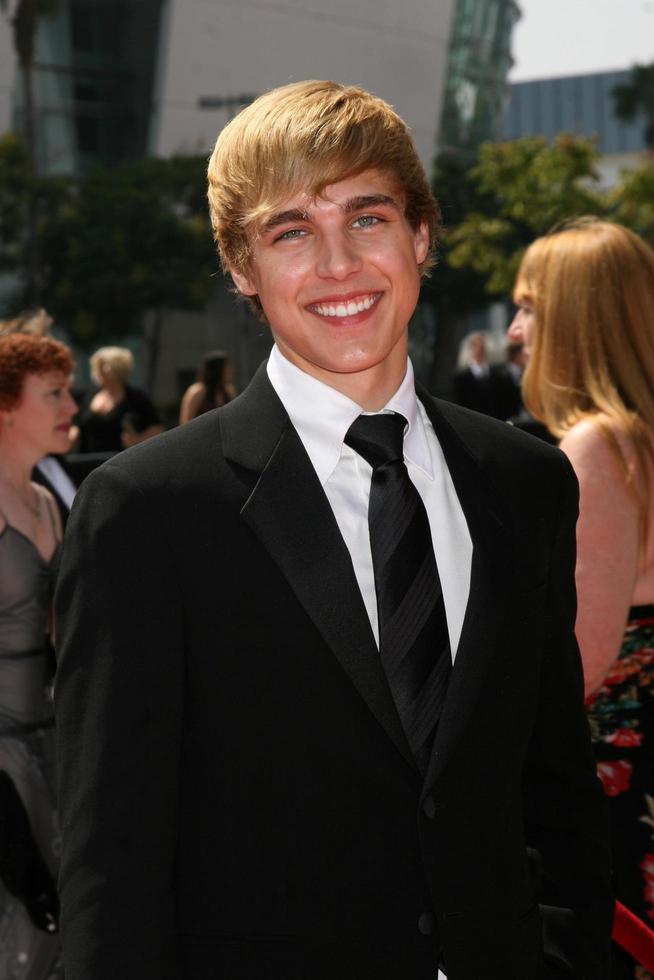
342, 194, 401, 214
261, 194, 401, 234
261, 208, 310, 234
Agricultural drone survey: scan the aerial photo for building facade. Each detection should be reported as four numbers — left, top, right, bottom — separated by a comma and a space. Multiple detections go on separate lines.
2, 0, 523, 403
503, 68, 649, 187
439, 0, 521, 157
3, 0, 162, 175
3, 0, 456, 177
2, 0, 459, 401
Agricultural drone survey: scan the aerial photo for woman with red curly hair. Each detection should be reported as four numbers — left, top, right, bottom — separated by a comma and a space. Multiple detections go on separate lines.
0, 332, 76, 979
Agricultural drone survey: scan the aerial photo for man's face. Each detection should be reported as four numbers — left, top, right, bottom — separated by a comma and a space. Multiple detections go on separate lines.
231, 170, 429, 399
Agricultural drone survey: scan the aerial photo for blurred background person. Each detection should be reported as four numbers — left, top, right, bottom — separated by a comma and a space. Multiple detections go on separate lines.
0, 309, 54, 339
0, 332, 77, 979
451, 331, 494, 413
510, 217, 654, 980
451, 330, 516, 420
179, 349, 236, 424
76, 345, 163, 452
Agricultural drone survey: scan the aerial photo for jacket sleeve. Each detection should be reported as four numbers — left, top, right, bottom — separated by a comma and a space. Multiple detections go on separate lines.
522, 454, 613, 979
54, 461, 183, 980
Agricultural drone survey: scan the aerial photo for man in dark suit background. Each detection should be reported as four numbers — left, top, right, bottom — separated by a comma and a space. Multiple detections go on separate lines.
54, 80, 612, 980
451, 332, 522, 421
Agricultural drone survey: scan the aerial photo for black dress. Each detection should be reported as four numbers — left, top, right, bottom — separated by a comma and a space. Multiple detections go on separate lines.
0, 508, 62, 978
77, 386, 160, 453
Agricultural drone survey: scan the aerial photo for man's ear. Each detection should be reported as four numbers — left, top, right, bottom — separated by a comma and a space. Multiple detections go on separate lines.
414, 222, 430, 266
229, 266, 258, 297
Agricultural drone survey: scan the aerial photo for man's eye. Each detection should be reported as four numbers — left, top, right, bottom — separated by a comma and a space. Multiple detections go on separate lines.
276, 228, 306, 241
352, 215, 382, 229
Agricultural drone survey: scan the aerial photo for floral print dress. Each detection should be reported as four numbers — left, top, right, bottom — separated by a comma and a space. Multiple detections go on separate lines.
587, 605, 654, 980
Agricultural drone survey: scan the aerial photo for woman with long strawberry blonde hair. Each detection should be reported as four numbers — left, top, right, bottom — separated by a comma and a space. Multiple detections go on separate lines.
510, 217, 654, 979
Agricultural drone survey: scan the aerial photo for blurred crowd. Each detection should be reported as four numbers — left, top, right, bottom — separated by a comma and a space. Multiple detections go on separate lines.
0, 310, 238, 524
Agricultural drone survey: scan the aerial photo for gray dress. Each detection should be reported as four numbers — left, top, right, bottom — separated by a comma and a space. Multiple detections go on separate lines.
0, 512, 62, 980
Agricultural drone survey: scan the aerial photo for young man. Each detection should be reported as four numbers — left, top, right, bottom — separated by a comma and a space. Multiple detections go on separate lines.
54, 81, 612, 980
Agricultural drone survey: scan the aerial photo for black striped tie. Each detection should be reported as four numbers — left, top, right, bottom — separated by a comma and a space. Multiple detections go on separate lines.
345, 412, 451, 773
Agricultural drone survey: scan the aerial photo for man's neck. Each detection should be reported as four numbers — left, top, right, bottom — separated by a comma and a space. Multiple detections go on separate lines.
273, 341, 409, 412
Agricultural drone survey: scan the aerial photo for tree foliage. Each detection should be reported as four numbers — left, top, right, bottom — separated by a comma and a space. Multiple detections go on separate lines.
0, 143, 216, 364
423, 151, 490, 317
37, 155, 215, 347
610, 163, 654, 246
442, 135, 609, 296
612, 62, 654, 151
0, 132, 66, 294
0, 133, 31, 275
1, 0, 63, 302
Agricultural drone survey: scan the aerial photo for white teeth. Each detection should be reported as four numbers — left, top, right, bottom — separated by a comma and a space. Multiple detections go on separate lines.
313, 294, 378, 317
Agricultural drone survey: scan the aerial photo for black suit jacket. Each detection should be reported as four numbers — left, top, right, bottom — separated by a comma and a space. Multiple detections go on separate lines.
452, 365, 520, 421
54, 364, 612, 980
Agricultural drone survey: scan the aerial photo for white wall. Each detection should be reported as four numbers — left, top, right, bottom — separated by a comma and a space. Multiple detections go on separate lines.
596, 151, 647, 191
149, 0, 455, 171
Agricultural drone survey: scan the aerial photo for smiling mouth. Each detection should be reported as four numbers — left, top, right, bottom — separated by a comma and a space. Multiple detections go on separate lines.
307, 292, 382, 318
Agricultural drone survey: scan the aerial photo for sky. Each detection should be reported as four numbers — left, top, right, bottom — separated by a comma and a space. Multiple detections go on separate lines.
509, 0, 654, 82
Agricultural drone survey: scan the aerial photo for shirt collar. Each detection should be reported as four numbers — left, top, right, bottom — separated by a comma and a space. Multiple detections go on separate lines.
266, 344, 434, 484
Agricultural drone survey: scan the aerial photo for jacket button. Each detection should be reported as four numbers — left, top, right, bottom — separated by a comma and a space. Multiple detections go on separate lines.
418, 911, 436, 936
422, 795, 437, 819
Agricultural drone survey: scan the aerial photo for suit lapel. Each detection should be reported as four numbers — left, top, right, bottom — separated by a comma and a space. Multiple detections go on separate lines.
220, 364, 416, 771
220, 367, 514, 782
417, 390, 514, 787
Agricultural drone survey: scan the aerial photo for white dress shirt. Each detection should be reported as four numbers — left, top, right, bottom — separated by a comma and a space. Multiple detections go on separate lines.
468, 361, 489, 379
268, 345, 471, 978
267, 344, 472, 657
35, 456, 77, 509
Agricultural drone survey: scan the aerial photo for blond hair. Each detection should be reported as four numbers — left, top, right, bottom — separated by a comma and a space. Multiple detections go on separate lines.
516, 217, 654, 524
0, 308, 53, 337
90, 346, 134, 385
207, 80, 440, 296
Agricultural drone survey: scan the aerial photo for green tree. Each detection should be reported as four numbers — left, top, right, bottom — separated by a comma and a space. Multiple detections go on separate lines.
0, 133, 30, 277
419, 151, 491, 394
612, 62, 654, 152
0, 131, 66, 305
445, 134, 609, 296
611, 162, 654, 245
39, 155, 216, 388
419, 135, 611, 394
1, 0, 61, 302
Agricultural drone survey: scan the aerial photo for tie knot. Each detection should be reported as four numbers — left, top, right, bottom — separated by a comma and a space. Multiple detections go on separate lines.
344, 413, 407, 469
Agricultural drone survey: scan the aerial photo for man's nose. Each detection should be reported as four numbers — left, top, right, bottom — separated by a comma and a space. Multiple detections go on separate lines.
315, 232, 362, 279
